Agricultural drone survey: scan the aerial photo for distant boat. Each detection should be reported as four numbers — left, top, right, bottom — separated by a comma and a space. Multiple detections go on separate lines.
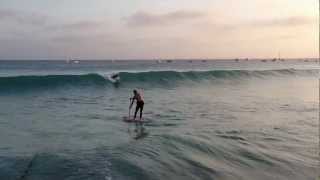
272, 58, 277, 62
166, 60, 173, 63
202, 60, 207, 62
261, 59, 267, 62
73, 60, 80, 64
235, 58, 239, 62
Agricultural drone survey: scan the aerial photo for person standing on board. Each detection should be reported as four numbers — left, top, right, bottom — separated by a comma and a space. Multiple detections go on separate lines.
130, 89, 144, 121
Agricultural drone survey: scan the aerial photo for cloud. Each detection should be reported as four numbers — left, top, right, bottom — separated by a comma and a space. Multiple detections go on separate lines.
251, 16, 316, 27
0, 8, 108, 33
0, 9, 48, 25
201, 15, 316, 34
51, 33, 107, 44
126, 10, 206, 27
47, 21, 104, 31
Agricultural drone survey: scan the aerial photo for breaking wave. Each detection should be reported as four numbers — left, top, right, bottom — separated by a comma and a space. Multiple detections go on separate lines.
0, 69, 317, 91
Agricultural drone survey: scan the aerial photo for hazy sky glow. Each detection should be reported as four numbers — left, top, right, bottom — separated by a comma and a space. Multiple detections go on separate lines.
0, 0, 318, 59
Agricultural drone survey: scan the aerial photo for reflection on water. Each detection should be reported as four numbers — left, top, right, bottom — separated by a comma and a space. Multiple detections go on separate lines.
128, 122, 149, 140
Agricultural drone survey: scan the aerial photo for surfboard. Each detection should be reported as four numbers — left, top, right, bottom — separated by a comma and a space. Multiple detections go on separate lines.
123, 116, 147, 123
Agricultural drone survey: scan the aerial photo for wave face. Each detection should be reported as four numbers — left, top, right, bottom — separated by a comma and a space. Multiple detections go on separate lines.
0, 69, 318, 91
119, 69, 318, 83
0, 74, 108, 91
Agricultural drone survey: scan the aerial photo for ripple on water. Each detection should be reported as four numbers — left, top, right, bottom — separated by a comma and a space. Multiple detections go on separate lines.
0, 152, 112, 180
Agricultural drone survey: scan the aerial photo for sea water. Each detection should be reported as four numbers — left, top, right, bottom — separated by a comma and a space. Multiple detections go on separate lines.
0, 59, 318, 180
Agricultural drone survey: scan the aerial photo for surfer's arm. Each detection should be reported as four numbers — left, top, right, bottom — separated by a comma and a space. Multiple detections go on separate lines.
129, 97, 135, 108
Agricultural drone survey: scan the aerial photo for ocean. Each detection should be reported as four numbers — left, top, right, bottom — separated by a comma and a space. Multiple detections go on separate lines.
0, 59, 318, 180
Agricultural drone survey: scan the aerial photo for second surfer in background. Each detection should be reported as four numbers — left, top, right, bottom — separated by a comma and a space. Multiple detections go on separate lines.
109, 73, 120, 87
130, 89, 144, 121
111, 73, 119, 80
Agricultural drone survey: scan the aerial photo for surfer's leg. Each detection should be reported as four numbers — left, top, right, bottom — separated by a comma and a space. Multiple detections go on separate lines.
139, 103, 144, 119
134, 105, 139, 120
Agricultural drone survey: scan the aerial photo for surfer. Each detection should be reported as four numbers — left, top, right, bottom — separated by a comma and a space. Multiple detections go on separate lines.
130, 89, 144, 121
110, 73, 120, 82
111, 73, 119, 80
109, 73, 120, 87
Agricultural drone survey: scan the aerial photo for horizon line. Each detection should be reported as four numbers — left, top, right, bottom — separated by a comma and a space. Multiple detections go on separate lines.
0, 57, 318, 61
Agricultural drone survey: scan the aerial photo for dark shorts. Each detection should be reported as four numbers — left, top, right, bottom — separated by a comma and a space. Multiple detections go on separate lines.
136, 101, 144, 109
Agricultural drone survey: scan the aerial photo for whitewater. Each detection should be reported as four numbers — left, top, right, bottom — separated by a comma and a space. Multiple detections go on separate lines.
0, 59, 318, 180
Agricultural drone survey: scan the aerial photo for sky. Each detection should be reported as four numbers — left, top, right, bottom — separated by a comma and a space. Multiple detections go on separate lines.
0, 0, 318, 60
